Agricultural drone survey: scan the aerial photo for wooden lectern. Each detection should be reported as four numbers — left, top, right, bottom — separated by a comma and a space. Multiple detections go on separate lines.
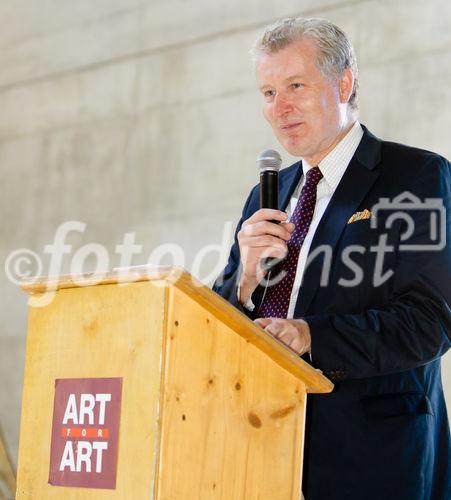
17, 268, 332, 499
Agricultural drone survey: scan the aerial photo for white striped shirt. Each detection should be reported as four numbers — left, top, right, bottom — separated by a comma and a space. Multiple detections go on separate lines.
285, 120, 364, 317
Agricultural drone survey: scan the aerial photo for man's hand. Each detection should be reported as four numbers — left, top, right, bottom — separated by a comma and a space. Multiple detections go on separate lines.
237, 209, 294, 304
254, 318, 311, 355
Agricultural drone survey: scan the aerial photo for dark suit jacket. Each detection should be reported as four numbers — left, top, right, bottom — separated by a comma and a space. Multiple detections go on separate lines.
213, 126, 451, 500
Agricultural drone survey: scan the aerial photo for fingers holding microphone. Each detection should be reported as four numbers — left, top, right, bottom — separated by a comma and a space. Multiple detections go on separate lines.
237, 209, 293, 303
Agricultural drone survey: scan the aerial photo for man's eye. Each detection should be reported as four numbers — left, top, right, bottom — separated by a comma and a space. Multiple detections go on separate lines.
263, 90, 275, 98
291, 82, 303, 89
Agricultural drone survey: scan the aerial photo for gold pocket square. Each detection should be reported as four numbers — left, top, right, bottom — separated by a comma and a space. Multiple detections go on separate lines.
347, 209, 373, 225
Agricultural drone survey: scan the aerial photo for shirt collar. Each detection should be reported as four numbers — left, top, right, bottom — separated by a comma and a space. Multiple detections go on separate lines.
302, 121, 364, 191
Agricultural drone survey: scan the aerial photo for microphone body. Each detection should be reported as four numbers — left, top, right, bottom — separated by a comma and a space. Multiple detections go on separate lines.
259, 170, 279, 209
257, 149, 282, 272
257, 149, 282, 212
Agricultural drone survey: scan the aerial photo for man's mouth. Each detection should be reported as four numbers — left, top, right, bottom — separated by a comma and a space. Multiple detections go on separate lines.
280, 122, 303, 130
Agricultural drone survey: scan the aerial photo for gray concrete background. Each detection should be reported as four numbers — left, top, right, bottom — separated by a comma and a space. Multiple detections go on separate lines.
1, 0, 450, 466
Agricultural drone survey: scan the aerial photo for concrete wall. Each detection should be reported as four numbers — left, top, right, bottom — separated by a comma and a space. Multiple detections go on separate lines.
1, 0, 450, 466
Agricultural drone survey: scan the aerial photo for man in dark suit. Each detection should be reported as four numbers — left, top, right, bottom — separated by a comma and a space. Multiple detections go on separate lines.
213, 18, 451, 500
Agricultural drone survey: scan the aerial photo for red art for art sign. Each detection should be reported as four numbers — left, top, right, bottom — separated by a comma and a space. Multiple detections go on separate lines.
48, 378, 122, 489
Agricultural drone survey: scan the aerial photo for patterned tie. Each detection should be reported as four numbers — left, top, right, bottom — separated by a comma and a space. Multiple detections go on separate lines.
259, 166, 323, 318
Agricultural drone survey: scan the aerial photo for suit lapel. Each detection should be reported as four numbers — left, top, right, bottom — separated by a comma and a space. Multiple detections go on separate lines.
279, 160, 303, 211
294, 126, 382, 316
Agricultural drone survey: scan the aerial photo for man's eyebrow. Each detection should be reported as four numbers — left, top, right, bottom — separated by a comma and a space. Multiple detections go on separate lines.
286, 74, 304, 82
259, 74, 305, 91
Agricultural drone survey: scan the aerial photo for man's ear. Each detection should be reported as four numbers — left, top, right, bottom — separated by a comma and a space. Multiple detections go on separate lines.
339, 68, 354, 104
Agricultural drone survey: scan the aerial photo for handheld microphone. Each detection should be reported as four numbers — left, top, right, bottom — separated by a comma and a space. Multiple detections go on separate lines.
257, 149, 282, 272
257, 149, 282, 209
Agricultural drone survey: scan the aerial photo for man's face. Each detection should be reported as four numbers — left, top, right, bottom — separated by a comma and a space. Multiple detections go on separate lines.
256, 38, 351, 162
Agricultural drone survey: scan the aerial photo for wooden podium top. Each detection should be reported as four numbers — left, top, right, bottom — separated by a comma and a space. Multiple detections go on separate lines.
21, 267, 333, 394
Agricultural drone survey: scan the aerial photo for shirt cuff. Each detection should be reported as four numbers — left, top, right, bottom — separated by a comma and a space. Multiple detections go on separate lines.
237, 283, 256, 312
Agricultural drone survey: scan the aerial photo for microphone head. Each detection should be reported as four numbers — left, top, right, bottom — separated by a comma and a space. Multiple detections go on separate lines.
257, 149, 282, 172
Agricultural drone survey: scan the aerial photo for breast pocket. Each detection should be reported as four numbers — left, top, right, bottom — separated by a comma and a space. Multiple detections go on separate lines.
341, 218, 378, 244
333, 219, 398, 293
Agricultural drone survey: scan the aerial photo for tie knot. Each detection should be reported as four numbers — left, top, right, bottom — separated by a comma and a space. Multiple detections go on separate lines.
305, 166, 323, 186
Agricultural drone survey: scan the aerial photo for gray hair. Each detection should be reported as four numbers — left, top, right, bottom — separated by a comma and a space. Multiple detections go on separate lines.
250, 18, 359, 110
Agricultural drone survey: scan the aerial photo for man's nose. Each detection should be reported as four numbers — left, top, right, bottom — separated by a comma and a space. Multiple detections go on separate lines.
273, 93, 293, 117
